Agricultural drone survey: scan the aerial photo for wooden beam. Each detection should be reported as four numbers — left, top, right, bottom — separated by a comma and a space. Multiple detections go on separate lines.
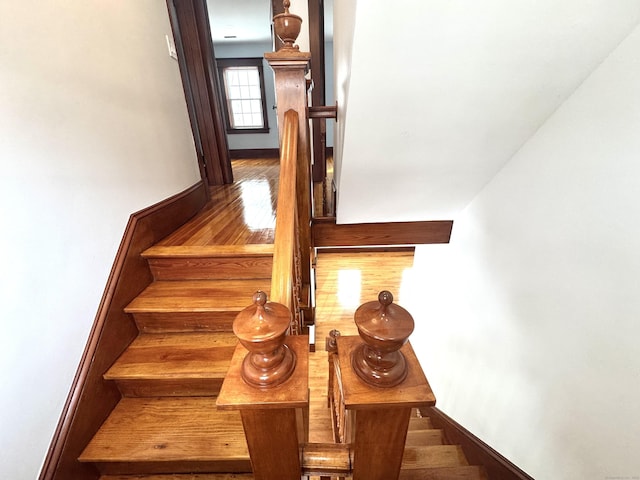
167, 0, 233, 186
312, 218, 453, 247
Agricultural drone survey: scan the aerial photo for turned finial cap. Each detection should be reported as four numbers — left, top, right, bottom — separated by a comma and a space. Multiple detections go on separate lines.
233, 290, 291, 349
354, 290, 414, 348
273, 0, 303, 51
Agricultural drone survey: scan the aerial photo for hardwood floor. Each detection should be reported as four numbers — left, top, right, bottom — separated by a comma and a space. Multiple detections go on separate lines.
309, 251, 416, 443
159, 159, 279, 246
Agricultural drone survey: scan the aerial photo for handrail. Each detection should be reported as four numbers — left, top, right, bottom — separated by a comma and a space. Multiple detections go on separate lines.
270, 109, 299, 321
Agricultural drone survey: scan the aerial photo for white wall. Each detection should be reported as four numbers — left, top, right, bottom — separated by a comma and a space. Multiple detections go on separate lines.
335, 0, 640, 224
331, 0, 358, 191
408, 24, 640, 479
213, 41, 280, 151
0, 2, 200, 478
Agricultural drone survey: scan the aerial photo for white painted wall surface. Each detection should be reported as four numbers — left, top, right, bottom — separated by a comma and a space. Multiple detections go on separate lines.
408, 24, 640, 479
335, 0, 640, 224
331, 0, 358, 193
0, 2, 200, 477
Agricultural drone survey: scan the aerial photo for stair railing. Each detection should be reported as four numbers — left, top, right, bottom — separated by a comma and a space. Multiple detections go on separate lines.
265, 3, 315, 335
270, 108, 303, 333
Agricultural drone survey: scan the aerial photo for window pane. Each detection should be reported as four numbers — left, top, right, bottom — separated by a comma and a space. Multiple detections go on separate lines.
247, 69, 259, 85
229, 86, 241, 99
226, 70, 239, 86
249, 86, 261, 98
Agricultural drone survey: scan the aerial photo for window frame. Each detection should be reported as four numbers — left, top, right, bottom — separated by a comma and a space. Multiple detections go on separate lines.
217, 57, 270, 135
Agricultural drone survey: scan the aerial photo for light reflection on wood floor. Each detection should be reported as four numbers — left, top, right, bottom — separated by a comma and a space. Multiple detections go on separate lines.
158, 159, 279, 246
309, 251, 415, 444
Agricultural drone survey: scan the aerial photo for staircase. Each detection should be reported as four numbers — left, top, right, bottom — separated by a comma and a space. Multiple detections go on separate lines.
400, 413, 488, 480
74, 231, 489, 479
78, 245, 272, 476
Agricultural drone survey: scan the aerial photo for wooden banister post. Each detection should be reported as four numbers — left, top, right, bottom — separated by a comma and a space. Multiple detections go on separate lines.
217, 292, 309, 480
265, 1, 314, 327
334, 291, 436, 480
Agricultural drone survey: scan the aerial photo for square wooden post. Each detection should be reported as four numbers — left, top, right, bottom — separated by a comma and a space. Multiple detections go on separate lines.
217, 335, 309, 480
336, 336, 436, 480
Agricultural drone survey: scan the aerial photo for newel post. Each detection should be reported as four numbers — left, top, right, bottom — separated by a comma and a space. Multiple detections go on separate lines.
217, 291, 309, 480
265, 0, 313, 290
337, 291, 436, 480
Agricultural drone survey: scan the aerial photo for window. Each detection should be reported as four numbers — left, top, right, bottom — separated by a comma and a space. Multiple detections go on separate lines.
217, 58, 270, 134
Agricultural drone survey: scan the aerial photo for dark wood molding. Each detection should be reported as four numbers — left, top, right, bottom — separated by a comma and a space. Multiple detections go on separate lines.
308, 0, 327, 183
230, 148, 280, 159
39, 182, 208, 480
424, 407, 535, 480
167, 0, 233, 186
312, 217, 453, 247
308, 105, 337, 119
270, 0, 285, 51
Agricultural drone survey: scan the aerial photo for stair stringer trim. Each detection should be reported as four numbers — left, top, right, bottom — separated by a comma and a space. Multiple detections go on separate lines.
39, 181, 208, 480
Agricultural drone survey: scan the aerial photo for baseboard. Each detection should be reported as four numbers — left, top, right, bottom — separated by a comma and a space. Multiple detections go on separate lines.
230, 148, 280, 159
39, 181, 208, 480
312, 217, 453, 247
424, 407, 535, 480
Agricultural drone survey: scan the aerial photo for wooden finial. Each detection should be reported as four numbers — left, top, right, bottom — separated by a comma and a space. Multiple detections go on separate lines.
351, 291, 415, 387
233, 291, 296, 388
273, 0, 303, 51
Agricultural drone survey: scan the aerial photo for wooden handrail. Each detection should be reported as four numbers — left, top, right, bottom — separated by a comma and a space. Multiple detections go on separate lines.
270, 109, 299, 316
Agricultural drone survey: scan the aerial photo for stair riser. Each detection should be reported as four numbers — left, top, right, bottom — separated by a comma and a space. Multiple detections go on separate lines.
114, 378, 224, 397
93, 460, 252, 475
405, 430, 444, 446
148, 256, 273, 281
133, 312, 236, 333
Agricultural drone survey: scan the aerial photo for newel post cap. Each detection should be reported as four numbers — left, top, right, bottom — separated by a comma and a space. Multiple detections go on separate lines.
273, 0, 303, 51
352, 291, 415, 387
233, 291, 296, 388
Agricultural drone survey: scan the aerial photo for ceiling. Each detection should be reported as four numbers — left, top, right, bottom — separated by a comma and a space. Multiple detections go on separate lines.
206, 0, 333, 44
207, 0, 272, 43
335, 0, 640, 224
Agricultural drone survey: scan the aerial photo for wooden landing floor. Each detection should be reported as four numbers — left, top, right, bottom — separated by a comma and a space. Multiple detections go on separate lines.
159, 159, 279, 246
158, 158, 415, 443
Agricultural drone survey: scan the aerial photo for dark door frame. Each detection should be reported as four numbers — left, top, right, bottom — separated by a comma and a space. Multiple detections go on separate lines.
166, 0, 233, 187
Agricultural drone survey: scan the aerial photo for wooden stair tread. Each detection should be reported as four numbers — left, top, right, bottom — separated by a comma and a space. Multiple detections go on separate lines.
402, 445, 468, 469
143, 244, 273, 258
101, 475, 254, 480
79, 397, 249, 464
125, 280, 269, 313
105, 333, 237, 380
399, 465, 488, 480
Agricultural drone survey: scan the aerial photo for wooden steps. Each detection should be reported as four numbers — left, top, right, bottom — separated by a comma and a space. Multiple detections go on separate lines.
126, 279, 269, 333
79, 397, 250, 475
142, 245, 273, 281
399, 465, 489, 480
104, 332, 237, 397
397, 411, 488, 480
101, 475, 254, 480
